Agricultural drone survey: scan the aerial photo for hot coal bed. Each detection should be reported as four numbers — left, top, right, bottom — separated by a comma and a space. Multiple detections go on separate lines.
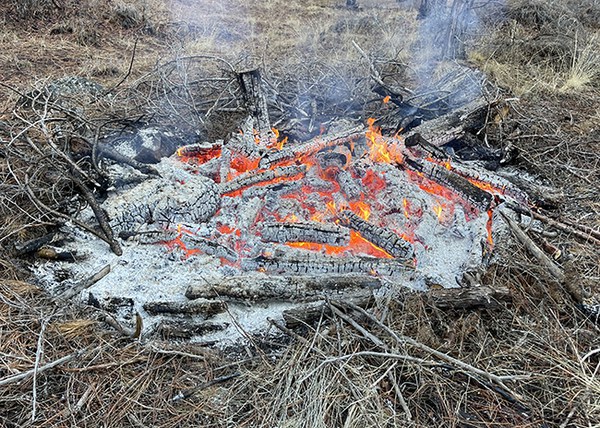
32, 113, 523, 344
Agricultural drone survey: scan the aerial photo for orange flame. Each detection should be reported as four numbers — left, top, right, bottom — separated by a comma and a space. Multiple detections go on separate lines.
383, 95, 391, 104
486, 209, 494, 247
365, 118, 404, 164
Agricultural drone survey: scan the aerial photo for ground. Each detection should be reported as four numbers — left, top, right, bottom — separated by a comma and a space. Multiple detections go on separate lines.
1, 1, 599, 427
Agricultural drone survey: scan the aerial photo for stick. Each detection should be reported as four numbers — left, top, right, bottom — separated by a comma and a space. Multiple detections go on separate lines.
500, 209, 565, 282
0, 347, 92, 387
58, 264, 111, 300
72, 175, 122, 256
24, 178, 122, 256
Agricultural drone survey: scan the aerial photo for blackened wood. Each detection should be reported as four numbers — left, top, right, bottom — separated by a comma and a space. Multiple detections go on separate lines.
260, 221, 350, 246
157, 320, 228, 339
242, 254, 414, 276
185, 274, 381, 302
402, 98, 488, 146
143, 299, 226, 317
338, 210, 413, 260
239, 69, 273, 146
220, 165, 306, 195
13, 232, 56, 256
426, 285, 511, 310
405, 158, 492, 211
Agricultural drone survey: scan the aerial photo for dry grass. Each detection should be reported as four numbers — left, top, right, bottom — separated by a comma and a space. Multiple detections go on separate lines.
1, 1, 600, 427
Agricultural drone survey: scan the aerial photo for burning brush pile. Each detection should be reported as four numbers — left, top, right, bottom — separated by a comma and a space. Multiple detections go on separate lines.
27, 69, 537, 343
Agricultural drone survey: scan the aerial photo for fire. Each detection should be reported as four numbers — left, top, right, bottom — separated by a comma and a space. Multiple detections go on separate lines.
350, 200, 371, 221
164, 224, 200, 258
433, 203, 443, 221
269, 127, 288, 151
486, 209, 494, 247
383, 95, 391, 104
402, 198, 410, 219
365, 118, 404, 165
362, 169, 386, 193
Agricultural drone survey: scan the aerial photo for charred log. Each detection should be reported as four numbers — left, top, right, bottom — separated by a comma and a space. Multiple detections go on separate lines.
239, 69, 273, 146
282, 293, 375, 328
242, 254, 414, 276
405, 158, 493, 211
338, 210, 413, 260
143, 299, 226, 317
185, 274, 380, 302
220, 165, 306, 195
258, 125, 364, 169
260, 221, 350, 246
157, 320, 228, 339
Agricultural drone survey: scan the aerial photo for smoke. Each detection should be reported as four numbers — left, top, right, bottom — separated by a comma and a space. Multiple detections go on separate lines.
409, 0, 488, 109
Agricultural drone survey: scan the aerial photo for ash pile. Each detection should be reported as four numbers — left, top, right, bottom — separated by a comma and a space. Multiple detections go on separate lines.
26, 68, 548, 345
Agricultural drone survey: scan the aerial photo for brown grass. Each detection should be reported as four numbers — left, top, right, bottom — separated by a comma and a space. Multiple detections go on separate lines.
1, 1, 600, 427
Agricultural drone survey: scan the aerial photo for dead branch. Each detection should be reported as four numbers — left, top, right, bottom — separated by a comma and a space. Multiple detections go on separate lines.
499, 209, 565, 282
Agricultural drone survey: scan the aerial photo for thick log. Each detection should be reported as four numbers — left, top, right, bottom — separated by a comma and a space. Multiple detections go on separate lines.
242, 254, 414, 276
239, 69, 273, 146
405, 158, 493, 211
219, 165, 306, 195
185, 274, 381, 302
260, 221, 350, 246
426, 285, 511, 310
143, 299, 226, 317
258, 125, 364, 169
338, 210, 413, 260
402, 98, 488, 146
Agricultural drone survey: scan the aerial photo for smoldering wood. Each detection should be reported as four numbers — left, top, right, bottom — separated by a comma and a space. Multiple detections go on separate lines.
402, 98, 488, 146
426, 285, 511, 310
118, 229, 177, 243
337, 169, 362, 200
282, 293, 375, 328
338, 210, 414, 260
405, 158, 493, 211
242, 180, 302, 199
239, 69, 273, 146
258, 125, 364, 169
219, 164, 306, 195
175, 141, 222, 159
260, 221, 350, 246
185, 274, 381, 302
112, 175, 221, 232
242, 254, 414, 276
143, 298, 227, 317
447, 162, 529, 206
157, 320, 228, 339
179, 235, 238, 262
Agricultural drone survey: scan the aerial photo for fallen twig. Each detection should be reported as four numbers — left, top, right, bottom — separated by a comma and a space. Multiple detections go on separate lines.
500, 209, 565, 282
0, 347, 94, 388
